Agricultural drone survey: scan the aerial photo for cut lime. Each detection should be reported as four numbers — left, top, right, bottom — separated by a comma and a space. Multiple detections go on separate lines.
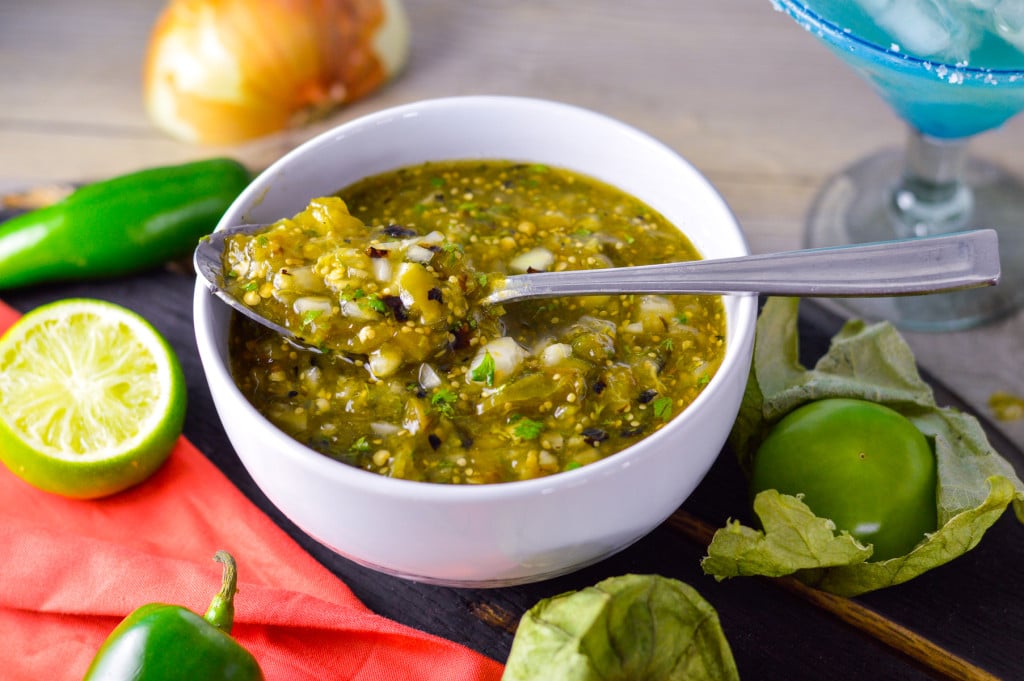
0, 298, 186, 498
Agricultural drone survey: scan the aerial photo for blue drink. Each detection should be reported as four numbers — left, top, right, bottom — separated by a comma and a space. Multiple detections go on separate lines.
774, 0, 1024, 330
783, 1, 1024, 138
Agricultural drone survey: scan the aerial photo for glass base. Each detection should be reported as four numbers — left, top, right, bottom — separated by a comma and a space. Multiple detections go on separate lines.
805, 149, 1024, 332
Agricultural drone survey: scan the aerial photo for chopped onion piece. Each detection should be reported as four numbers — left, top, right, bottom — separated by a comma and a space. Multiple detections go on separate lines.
292, 296, 333, 316
340, 299, 377, 320
639, 295, 675, 317
371, 422, 401, 436
468, 336, 529, 385
540, 342, 573, 366
275, 266, 318, 292
636, 295, 676, 333
406, 244, 435, 263
371, 257, 392, 282
418, 362, 443, 389
509, 247, 554, 273
368, 346, 403, 377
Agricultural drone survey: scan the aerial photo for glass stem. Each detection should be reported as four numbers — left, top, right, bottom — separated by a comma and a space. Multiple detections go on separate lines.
890, 128, 973, 238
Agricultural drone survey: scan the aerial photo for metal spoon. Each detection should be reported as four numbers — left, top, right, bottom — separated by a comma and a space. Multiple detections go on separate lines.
483, 229, 1000, 304
194, 226, 999, 350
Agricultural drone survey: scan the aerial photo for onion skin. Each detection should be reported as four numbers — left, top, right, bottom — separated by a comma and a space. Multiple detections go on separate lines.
144, 0, 409, 145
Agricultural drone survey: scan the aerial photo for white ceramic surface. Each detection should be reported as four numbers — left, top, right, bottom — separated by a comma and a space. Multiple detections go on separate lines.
193, 96, 757, 586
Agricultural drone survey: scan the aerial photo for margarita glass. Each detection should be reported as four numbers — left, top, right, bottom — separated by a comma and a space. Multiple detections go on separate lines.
774, 0, 1024, 331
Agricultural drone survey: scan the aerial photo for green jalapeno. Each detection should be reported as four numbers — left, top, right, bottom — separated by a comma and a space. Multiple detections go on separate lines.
0, 158, 250, 289
82, 551, 264, 681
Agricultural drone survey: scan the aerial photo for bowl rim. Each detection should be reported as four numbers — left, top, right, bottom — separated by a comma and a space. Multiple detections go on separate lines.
194, 95, 758, 502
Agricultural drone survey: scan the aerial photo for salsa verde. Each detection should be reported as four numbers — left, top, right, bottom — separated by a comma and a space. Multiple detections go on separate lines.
226, 160, 726, 483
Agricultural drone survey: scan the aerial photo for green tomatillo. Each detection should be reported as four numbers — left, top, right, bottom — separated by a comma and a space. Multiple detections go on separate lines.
750, 398, 937, 561
82, 551, 264, 681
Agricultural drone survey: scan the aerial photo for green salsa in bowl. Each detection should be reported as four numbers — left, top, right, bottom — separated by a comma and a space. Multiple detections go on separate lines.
194, 96, 755, 585
224, 160, 727, 484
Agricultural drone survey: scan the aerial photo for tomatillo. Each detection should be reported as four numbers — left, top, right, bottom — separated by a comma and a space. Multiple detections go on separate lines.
750, 398, 937, 561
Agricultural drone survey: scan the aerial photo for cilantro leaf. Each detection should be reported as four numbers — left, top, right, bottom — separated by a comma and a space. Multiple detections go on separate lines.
364, 295, 387, 314
471, 351, 496, 387
513, 417, 544, 440
652, 396, 673, 421
301, 309, 323, 327
441, 242, 464, 265
431, 388, 457, 417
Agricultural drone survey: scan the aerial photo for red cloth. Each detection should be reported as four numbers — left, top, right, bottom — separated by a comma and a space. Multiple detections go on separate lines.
0, 300, 505, 681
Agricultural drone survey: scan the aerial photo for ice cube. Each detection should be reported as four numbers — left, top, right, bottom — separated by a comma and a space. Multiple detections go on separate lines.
994, 0, 1024, 49
854, 0, 979, 61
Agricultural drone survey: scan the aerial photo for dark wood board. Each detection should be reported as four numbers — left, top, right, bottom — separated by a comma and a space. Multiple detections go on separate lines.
3, 259, 1022, 681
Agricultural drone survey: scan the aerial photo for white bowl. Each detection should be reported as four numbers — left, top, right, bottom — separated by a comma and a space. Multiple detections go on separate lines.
194, 96, 756, 586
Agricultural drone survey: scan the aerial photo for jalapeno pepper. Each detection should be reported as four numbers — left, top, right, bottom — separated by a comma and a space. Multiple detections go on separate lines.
0, 158, 250, 289
82, 551, 265, 681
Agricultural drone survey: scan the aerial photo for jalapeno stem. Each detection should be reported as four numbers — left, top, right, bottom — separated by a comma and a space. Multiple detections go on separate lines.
204, 550, 238, 633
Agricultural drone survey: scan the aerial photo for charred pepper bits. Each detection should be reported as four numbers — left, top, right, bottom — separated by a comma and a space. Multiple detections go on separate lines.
82, 551, 264, 681
0, 158, 250, 289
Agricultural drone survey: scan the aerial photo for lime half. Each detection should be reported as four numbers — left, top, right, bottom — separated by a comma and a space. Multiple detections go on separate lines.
0, 299, 186, 498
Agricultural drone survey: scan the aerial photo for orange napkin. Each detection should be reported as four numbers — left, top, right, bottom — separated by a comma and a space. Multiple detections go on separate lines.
0, 300, 505, 681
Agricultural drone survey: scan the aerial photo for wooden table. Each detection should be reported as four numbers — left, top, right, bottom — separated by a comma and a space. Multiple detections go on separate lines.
2, 1, 1023, 678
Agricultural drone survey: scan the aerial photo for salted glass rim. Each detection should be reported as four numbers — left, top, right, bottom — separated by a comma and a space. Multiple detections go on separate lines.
773, 0, 1024, 80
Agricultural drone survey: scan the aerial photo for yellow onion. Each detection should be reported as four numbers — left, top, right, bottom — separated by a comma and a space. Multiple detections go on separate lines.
143, 0, 409, 145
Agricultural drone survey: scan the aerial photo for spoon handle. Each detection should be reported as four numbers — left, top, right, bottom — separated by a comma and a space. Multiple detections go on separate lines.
485, 230, 1000, 304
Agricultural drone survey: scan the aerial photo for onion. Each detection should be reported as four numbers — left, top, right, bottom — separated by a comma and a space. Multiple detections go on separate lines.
467, 337, 529, 386
340, 298, 375, 320
274, 265, 319, 291
509, 247, 555, 273
370, 255, 392, 282
143, 0, 410, 144
417, 362, 442, 390
540, 342, 573, 366
292, 295, 333, 316
368, 346, 402, 378
405, 244, 435, 264
370, 421, 401, 436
